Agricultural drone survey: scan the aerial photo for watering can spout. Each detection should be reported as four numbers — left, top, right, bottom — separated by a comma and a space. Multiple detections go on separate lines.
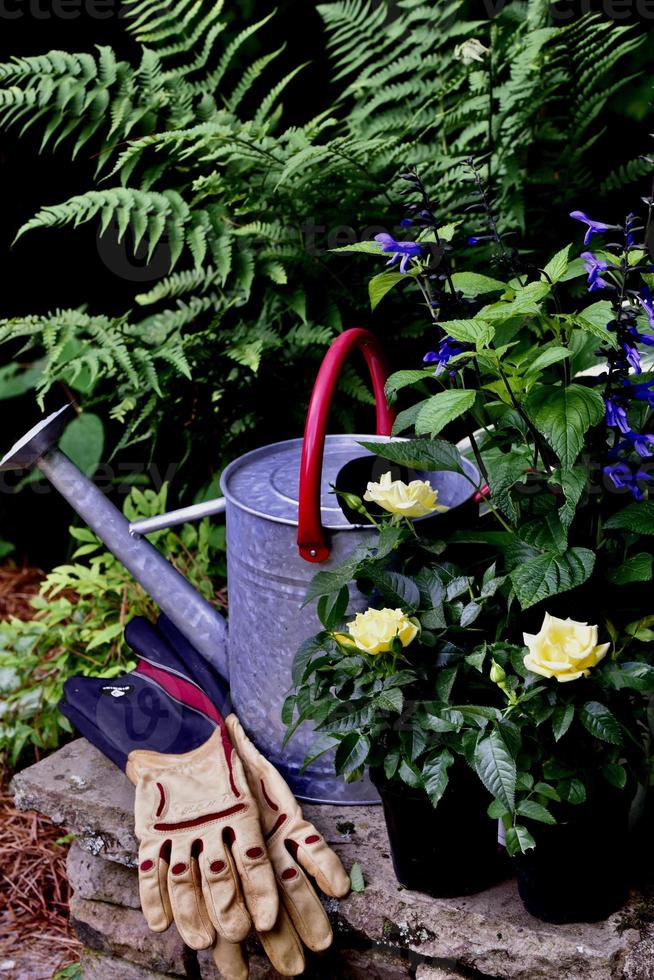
0, 406, 229, 679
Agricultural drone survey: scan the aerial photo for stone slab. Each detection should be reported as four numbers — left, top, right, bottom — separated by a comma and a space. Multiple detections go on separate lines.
68, 847, 418, 979
12, 738, 654, 980
415, 968, 464, 980
624, 937, 654, 980
80, 949, 176, 980
71, 895, 217, 977
68, 841, 141, 909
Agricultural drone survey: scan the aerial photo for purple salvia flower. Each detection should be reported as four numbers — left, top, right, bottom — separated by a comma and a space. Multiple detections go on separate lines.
374, 233, 423, 274
617, 432, 654, 458
626, 378, 654, 408
604, 462, 631, 489
581, 251, 611, 292
623, 342, 642, 374
570, 210, 616, 246
637, 287, 654, 330
604, 463, 652, 500
424, 337, 463, 376
605, 398, 631, 434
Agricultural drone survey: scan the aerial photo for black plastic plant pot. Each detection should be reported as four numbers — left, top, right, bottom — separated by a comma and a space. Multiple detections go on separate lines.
370, 765, 508, 898
513, 791, 631, 923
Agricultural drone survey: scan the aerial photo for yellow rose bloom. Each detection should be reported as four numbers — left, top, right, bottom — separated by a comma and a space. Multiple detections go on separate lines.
347, 607, 418, 655
523, 613, 610, 683
363, 471, 448, 518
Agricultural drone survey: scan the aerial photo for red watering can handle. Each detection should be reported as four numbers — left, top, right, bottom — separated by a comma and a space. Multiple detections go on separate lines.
297, 328, 395, 563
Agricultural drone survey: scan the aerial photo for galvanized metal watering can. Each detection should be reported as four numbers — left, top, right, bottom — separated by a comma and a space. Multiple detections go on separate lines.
0, 329, 477, 804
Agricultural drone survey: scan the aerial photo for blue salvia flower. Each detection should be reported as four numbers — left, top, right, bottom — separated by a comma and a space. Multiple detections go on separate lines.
424, 337, 463, 376
637, 286, 654, 329
604, 397, 631, 434
374, 233, 423, 274
604, 463, 653, 501
616, 431, 654, 458
623, 343, 642, 374
581, 251, 611, 292
625, 213, 639, 249
570, 210, 616, 245
625, 378, 654, 408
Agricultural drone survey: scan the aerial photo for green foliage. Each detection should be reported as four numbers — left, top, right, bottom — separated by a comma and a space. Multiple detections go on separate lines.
318, 0, 644, 226
53, 964, 82, 980
0, 0, 646, 465
349, 862, 365, 893
285, 517, 510, 803
483, 631, 654, 854
0, 484, 225, 767
287, 164, 654, 852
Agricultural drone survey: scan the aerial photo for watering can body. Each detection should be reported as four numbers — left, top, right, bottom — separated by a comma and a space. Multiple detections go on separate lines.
218, 440, 477, 802
220, 434, 391, 803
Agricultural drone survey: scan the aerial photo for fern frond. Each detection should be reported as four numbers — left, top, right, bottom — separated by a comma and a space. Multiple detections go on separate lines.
135, 265, 221, 305
16, 188, 198, 270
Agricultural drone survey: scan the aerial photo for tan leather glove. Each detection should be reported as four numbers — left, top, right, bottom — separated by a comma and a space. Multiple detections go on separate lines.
126, 726, 278, 951
208, 715, 350, 978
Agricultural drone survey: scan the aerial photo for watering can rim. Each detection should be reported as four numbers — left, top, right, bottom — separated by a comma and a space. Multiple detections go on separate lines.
220, 432, 479, 530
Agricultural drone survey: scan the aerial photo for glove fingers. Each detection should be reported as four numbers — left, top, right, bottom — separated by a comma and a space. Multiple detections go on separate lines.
211, 935, 249, 980
289, 834, 350, 899
258, 903, 306, 978
226, 715, 266, 779
226, 715, 294, 810
167, 842, 215, 950
201, 840, 251, 943
138, 840, 173, 933
225, 716, 347, 897
278, 863, 333, 952
229, 828, 279, 933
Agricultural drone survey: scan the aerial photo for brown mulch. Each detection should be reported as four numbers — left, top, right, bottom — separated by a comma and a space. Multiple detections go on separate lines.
0, 562, 80, 979
0, 563, 45, 620
0, 777, 81, 979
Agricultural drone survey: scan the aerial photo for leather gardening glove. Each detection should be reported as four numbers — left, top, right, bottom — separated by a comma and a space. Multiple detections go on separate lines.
207, 715, 350, 979
126, 724, 279, 952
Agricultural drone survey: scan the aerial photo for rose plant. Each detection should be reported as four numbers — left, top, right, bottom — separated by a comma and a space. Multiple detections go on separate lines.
285, 161, 654, 913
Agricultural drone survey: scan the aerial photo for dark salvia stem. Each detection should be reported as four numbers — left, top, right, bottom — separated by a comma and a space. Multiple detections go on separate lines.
401, 170, 460, 306
465, 158, 518, 277
400, 169, 490, 484
642, 157, 654, 255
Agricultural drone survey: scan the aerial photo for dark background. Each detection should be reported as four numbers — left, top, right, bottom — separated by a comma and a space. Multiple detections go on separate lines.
0, 0, 652, 564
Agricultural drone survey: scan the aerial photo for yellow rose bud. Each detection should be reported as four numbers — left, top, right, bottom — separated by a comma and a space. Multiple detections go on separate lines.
347, 607, 418, 655
363, 471, 448, 518
332, 632, 361, 655
523, 612, 610, 683
490, 659, 506, 685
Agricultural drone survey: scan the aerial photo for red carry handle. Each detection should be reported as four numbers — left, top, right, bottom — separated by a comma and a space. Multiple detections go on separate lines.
297, 328, 395, 563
